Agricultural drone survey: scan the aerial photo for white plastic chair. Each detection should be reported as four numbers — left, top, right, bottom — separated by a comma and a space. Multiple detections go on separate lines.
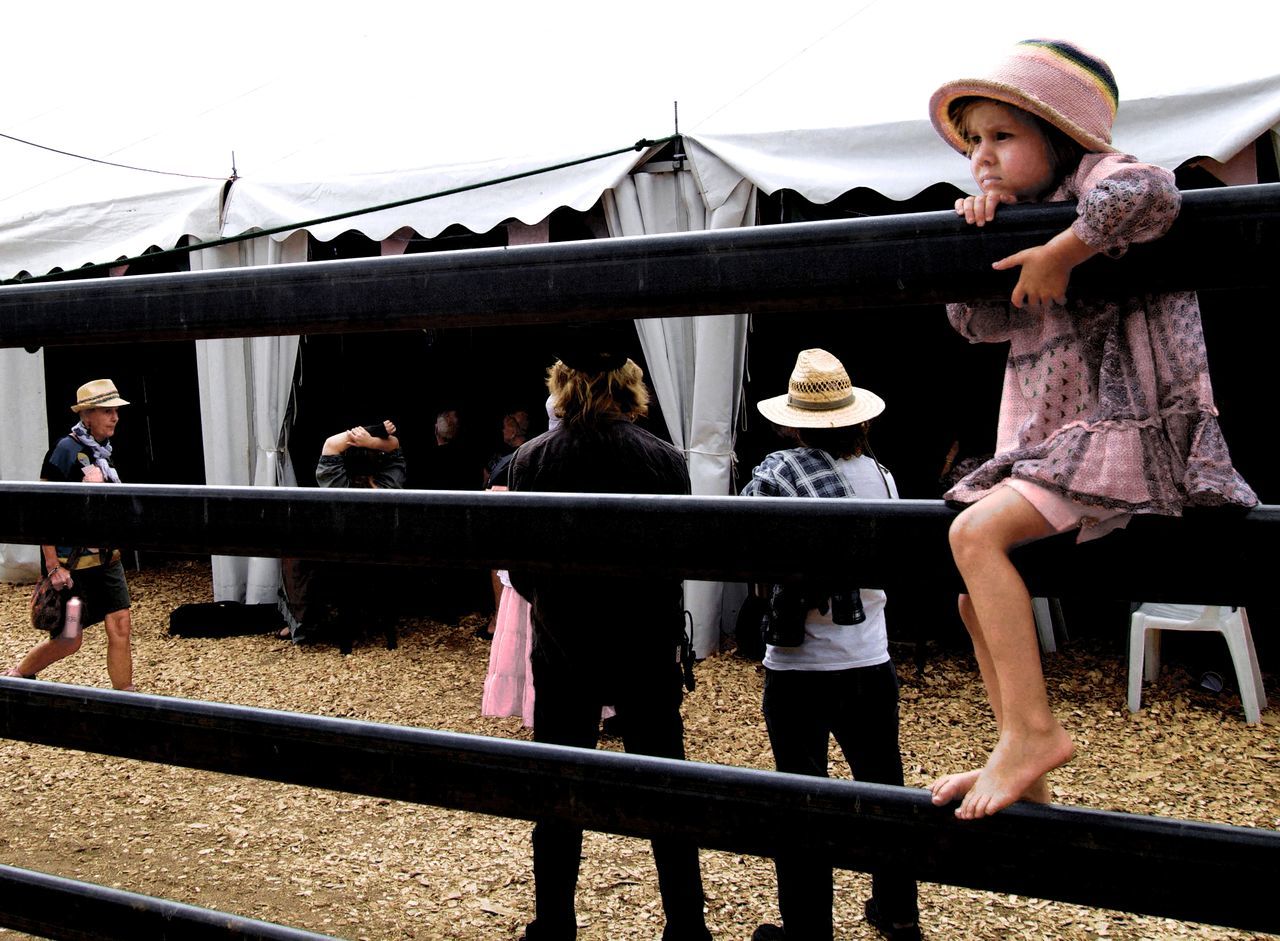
1127, 603, 1267, 724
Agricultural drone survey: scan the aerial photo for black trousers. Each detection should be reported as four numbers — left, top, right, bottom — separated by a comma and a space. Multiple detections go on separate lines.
762, 660, 919, 940
526, 658, 708, 941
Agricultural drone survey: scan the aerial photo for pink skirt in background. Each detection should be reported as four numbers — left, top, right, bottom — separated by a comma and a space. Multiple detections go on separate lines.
482, 584, 536, 727
480, 583, 616, 730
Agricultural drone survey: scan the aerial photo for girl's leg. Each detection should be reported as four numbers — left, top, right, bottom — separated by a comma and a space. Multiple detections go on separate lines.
929, 591, 1050, 806
944, 486, 1071, 818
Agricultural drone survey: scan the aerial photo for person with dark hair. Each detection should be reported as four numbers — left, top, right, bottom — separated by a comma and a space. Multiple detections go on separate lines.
281, 420, 405, 651
316, 420, 405, 490
508, 345, 709, 941
743, 350, 920, 941
6, 380, 135, 690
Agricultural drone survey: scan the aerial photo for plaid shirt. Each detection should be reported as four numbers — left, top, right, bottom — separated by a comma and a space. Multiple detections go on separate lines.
741, 447, 854, 500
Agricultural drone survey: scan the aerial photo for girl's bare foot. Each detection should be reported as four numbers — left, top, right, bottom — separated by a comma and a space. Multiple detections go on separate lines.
957, 724, 1074, 819
929, 769, 1051, 806
929, 770, 980, 806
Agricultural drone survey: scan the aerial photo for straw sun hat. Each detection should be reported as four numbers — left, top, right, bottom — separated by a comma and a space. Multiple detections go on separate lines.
756, 349, 884, 429
71, 379, 129, 413
930, 38, 1119, 155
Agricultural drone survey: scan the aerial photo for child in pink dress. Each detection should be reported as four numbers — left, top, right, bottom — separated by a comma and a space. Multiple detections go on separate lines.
926, 40, 1257, 819
482, 568, 537, 727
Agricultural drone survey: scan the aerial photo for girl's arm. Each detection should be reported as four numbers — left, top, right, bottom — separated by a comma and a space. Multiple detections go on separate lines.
993, 228, 1098, 310
989, 154, 1181, 310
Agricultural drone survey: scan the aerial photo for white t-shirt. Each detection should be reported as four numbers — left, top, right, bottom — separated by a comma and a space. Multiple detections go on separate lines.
763, 454, 898, 672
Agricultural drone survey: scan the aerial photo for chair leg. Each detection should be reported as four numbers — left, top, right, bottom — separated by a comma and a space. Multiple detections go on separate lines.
1143, 628, 1163, 684
1223, 610, 1266, 724
1128, 616, 1147, 714
1237, 609, 1268, 713
1032, 597, 1056, 654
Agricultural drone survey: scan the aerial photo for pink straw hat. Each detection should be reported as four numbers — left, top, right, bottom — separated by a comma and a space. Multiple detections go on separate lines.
930, 39, 1119, 155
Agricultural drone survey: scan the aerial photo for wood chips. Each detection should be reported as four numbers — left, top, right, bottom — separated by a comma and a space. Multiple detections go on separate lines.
1, 560, 1276, 941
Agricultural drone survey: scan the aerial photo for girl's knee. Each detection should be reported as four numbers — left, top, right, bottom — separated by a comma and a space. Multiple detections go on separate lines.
948, 510, 990, 566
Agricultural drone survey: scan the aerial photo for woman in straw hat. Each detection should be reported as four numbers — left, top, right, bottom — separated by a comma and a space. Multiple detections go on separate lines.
6, 380, 136, 690
742, 349, 921, 941
928, 40, 1255, 820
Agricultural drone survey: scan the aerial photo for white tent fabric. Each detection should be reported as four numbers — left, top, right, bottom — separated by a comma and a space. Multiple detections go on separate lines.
0, 348, 48, 582
604, 164, 755, 655
686, 77, 1280, 206
223, 149, 649, 246
0, 178, 225, 282
192, 233, 307, 603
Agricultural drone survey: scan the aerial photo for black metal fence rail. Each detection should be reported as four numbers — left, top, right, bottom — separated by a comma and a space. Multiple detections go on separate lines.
2, 680, 1276, 935
0, 863, 342, 941
1, 184, 1277, 349
1, 482, 1276, 605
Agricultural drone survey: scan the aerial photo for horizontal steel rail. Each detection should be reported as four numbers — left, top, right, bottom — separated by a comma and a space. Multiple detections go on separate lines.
1, 184, 1277, 348
1, 680, 1275, 935
0, 482, 1274, 604
0, 864, 341, 941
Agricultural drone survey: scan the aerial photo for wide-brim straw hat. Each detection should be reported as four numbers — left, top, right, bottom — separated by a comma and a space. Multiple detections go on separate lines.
930, 39, 1119, 155
756, 349, 884, 429
71, 379, 129, 413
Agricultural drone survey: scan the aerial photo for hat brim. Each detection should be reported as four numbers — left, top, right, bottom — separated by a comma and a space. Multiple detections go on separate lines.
72, 396, 129, 412
756, 387, 885, 429
929, 79, 1117, 156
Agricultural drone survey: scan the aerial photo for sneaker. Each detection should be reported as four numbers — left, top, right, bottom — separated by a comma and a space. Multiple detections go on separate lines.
750, 925, 786, 941
864, 899, 923, 941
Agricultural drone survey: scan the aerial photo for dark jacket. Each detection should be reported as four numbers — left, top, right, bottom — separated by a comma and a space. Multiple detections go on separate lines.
508, 417, 689, 681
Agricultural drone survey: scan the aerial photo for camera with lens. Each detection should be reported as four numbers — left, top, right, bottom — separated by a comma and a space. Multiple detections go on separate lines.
828, 589, 865, 626
760, 583, 866, 648
760, 583, 809, 647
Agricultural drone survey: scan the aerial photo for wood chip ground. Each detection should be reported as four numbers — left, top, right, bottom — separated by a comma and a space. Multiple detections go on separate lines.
2, 561, 1276, 940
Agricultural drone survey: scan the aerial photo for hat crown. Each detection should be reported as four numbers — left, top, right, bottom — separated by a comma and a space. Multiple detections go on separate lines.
788, 349, 854, 408
72, 379, 128, 412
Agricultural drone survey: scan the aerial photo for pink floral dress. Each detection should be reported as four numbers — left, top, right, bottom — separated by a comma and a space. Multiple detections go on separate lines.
945, 153, 1257, 516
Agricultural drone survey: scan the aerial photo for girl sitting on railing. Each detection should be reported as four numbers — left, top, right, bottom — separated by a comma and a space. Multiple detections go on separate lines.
928, 39, 1257, 819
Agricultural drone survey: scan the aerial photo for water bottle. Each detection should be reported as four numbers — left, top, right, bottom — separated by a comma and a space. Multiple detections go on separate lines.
61, 597, 83, 640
